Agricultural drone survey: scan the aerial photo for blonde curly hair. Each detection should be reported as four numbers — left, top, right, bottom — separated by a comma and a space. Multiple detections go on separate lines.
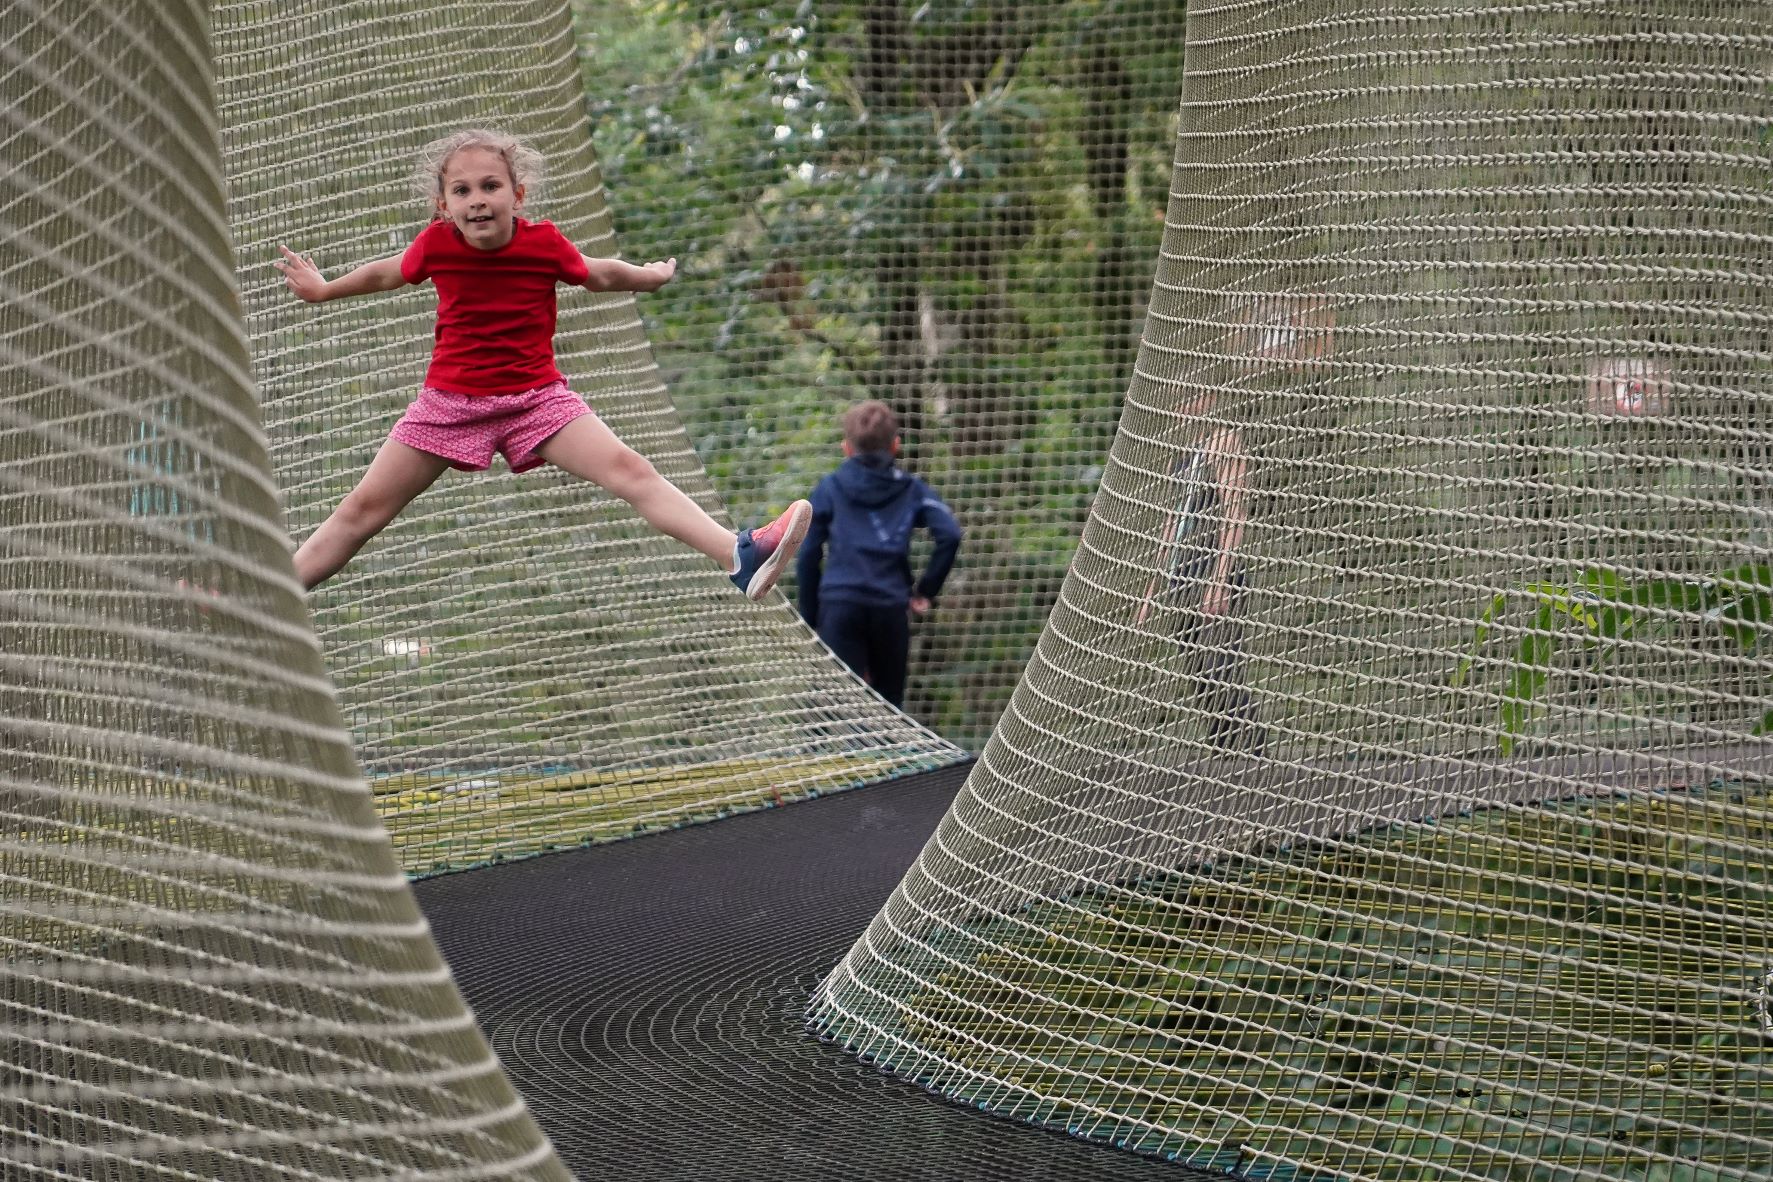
411, 127, 545, 211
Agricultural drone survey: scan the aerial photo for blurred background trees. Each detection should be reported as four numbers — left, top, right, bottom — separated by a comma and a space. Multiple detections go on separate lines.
571, 0, 1189, 746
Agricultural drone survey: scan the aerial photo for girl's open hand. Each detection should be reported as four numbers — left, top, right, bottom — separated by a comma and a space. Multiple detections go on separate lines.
274, 245, 327, 302
638, 257, 676, 291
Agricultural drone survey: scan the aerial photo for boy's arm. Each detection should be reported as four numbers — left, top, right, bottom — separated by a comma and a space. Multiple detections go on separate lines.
581, 254, 677, 293
276, 247, 407, 302
796, 492, 830, 626
912, 487, 962, 603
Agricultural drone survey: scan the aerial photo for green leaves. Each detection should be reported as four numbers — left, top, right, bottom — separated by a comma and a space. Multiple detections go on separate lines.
1449, 593, 1508, 690
1712, 562, 1773, 651
1456, 566, 1772, 752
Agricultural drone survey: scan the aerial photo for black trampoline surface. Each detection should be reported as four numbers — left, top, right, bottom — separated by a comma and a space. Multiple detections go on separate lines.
416, 763, 1218, 1181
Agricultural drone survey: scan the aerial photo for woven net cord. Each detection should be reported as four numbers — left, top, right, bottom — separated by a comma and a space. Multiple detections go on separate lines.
1, 2, 570, 1175
208, 0, 964, 878
814, 2, 1773, 1178
572, 0, 1195, 751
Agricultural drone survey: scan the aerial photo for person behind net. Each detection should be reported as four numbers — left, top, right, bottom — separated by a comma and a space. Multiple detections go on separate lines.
273, 126, 809, 600
796, 401, 962, 709
1135, 420, 1266, 753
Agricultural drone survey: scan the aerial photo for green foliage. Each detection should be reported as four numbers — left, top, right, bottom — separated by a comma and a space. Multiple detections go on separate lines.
1454, 566, 1773, 753
572, 0, 1187, 747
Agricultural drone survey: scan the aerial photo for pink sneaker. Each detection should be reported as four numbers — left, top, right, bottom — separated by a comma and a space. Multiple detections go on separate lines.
730, 500, 811, 601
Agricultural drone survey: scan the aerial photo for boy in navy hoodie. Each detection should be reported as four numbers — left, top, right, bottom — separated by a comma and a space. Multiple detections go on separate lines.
796, 401, 961, 708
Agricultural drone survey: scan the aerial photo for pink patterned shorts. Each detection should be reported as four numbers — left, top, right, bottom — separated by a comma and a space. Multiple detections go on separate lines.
389, 380, 592, 474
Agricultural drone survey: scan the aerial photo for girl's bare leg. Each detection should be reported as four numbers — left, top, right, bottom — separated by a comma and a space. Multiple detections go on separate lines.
293, 439, 452, 589
534, 414, 735, 568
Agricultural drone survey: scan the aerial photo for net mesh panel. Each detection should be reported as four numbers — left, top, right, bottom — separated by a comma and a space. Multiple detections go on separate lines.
206, 1, 963, 877
813, 1, 1773, 1177
574, 0, 1190, 751
0, 2, 570, 1176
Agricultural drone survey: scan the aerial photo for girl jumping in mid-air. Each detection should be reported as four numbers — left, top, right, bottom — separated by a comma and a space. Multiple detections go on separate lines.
274, 127, 809, 599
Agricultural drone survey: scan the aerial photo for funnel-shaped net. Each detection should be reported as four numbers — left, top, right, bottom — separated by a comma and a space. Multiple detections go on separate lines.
573, 0, 1192, 751
0, 2, 568, 1175
814, 2, 1773, 1177
207, 1, 963, 876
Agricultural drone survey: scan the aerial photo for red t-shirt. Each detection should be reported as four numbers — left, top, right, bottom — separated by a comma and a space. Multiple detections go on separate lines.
400, 217, 591, 395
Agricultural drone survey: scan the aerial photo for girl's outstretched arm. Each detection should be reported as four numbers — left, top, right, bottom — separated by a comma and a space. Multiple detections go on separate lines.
275, 246, 408, 302
581, 254, 676, 293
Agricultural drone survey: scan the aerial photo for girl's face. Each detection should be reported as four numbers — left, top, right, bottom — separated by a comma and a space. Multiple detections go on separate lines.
435, 146, 525, 250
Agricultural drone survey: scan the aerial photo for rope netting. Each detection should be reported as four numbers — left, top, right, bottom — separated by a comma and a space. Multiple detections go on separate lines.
574, 0, 1191, 750
0, 1, 569, 1175
207, 1, 963, 876
9, 0, 1773, 1177
813, 1, 1773, 1177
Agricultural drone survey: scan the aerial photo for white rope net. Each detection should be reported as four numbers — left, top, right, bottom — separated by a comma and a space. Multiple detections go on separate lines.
207, 0, 963, 876
0, 1, 569, 1175
10, 0, 1773, 1175
572, 0, 1193, 752
813, 1, 1773, 1177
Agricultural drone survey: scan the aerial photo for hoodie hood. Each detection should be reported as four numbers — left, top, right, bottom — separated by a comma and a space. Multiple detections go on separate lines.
833, 451, 910, 508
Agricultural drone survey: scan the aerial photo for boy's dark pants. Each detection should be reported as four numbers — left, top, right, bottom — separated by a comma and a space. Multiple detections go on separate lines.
817, 601, 910, 708
1176, 587, 1263, 753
